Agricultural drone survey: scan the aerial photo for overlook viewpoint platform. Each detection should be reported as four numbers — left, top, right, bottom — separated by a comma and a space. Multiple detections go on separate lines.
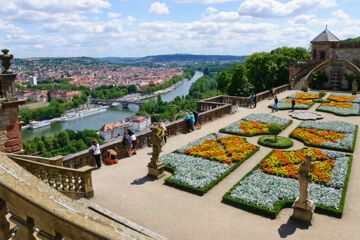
89, 90, 360, 240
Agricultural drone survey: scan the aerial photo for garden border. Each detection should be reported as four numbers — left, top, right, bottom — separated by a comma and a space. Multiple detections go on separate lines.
219, 120, 293, 137
289, 125, 358, 153
257, 136, 294, 149
316, 104, 360, 116
267, 102, 315, 110
222, 149, 353, 219
163, 146, 260, 196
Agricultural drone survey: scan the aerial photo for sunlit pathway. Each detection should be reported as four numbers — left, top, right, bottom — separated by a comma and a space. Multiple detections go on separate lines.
91, 90, 360, 240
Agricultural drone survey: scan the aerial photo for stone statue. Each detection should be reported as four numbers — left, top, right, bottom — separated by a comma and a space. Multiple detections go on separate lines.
302, 79, 308, 92
147, 126, 165, 178
292, 153, 315, 223
0, 49, 14, 74
297, 154, 315, 207
150, 127, 162, 167
352, 80, 358, 95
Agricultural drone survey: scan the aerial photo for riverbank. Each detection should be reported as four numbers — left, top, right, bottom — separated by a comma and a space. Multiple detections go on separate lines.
21, 72, 203, 141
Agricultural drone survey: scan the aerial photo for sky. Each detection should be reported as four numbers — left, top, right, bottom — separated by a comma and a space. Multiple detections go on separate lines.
0, 0, 359, 58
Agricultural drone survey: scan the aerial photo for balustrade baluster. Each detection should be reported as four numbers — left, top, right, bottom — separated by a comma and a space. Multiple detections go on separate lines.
74, 176, 81, 192
62, 175, 69, 191
37, 230, 62, 240
9, 214, 35, 240
55, 174, 62, 191
0, 200, 10, 240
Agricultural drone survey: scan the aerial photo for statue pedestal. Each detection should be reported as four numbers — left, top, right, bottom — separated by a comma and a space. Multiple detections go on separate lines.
147, 161, 165, 179
292, 197, 315, 223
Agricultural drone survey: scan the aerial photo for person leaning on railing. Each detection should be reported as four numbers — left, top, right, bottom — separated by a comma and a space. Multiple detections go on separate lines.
89, 139, 101, 169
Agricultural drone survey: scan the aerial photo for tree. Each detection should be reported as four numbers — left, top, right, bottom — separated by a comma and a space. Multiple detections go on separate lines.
47, 90, 52, 102
227, 64, 253, 96
127, 84, 138, 94
57, 131, 69, 147
216, 71, 230, 93
269, 124, 282, 141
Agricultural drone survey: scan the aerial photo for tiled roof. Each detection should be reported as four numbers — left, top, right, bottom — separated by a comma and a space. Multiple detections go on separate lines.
311, 28, 340, 43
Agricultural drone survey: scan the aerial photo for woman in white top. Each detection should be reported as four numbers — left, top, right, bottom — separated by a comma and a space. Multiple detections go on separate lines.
89, 139, 101, 169
127, 129, 137, 155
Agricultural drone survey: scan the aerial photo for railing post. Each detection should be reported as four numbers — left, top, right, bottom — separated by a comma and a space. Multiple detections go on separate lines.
0, 199, 10, 240
10, 214, 36, 240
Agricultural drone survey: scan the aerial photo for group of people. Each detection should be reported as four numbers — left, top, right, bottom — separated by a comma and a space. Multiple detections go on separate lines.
122, 128, 137, 157
185, 110, 200, 132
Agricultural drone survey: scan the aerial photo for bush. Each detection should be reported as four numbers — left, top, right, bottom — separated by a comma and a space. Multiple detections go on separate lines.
319, 90, 326, 99
258, 136, 293, 149
269, 124, 282, 140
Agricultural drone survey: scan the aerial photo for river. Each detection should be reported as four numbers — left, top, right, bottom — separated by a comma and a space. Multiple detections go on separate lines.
21, 71, 203, 141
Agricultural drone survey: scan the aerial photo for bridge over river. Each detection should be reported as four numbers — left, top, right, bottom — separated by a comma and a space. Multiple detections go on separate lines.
91, 98, 147, 108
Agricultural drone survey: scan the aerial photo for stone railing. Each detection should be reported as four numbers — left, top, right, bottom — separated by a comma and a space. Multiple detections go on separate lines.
0, 153, 154, 240
7, 154, 94, 199
62, 87, 290, 169
63, 103, 232, 168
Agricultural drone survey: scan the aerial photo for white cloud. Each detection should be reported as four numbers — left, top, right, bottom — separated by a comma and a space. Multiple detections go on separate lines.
238, 0, 337, 18
108, 12, 122, 19
288, 15, 317, 25
175, 0, 236, 3
148, 2, 169, 16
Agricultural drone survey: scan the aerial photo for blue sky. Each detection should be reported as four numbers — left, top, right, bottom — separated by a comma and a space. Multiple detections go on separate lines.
0, 0, 359, 58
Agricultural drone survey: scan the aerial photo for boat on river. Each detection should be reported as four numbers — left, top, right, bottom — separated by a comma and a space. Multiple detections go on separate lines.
28, 120, 51, 129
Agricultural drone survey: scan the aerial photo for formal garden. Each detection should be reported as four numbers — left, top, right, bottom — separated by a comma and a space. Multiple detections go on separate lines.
159, 91, 358, 219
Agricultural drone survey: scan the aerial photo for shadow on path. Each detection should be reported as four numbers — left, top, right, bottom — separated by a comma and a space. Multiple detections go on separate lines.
278, 217, 310, 238
131, 175, 155, 185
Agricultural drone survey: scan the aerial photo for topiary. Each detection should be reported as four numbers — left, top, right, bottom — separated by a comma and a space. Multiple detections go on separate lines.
269, 124, 283, 140
319, 90, 326, 99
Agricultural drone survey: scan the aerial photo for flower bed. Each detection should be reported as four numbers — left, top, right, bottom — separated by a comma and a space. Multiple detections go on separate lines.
268, 98, 314, 110
220, 114, 292, 136
290, 121, 357, 152
223, 148, 352, 218
327, 93, 360, 103
287, 92, 320, 99
160, 133, 259, 195
258, 136, 293, 149
317, 102, 360, 116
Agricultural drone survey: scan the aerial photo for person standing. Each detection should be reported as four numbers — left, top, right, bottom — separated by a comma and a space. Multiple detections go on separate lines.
185, 112, 192, 132
122, 129, 132, 157
190, 111, 195, 132
268, 88, 274, 100
159, 120, 167, 144
250, 94, 255, 108
254, 94, 257, 108
128, 129, 137, 155
272, 95, 278, 112
193, 110, 201, 129
291, 98, 296, 112
89, 139, 101, 169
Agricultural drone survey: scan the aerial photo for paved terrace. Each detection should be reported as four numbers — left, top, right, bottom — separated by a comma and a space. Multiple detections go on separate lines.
90, 90, 360, 240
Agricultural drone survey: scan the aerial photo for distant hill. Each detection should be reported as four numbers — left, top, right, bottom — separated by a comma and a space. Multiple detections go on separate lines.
342, 36, 360, 42
99, 54, 247, 64
135, 54, 247, 63
98, 57, 140, 63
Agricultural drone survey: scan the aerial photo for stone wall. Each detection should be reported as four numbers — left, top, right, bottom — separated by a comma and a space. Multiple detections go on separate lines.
0, 103, 23, 152
334, 48, 360, 61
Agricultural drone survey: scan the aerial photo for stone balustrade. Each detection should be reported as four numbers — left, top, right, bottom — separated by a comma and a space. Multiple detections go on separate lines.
0, 153, 154, 240
7, 154, 94, 199
62, 86, 290, 169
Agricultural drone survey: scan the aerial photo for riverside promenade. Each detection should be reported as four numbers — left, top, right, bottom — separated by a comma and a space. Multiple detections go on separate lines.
90, 90, 360, 240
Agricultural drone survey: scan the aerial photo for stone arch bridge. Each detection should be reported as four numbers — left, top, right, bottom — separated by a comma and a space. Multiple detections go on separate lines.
91, 98, 147, 108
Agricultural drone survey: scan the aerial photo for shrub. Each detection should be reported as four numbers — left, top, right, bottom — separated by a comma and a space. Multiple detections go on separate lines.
319, 90, 326, 99
269, 124, 282, 140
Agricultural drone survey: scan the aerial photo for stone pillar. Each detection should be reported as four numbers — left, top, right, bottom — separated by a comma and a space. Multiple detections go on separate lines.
0, 51, 25, 153
10, 214, 36, 240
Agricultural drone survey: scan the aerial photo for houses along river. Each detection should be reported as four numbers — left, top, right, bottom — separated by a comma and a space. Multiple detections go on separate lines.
21, 71, 203, 141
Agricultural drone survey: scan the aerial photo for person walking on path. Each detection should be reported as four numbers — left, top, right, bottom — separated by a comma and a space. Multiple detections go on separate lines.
291, 98, 296, 112
193, 110, 201, 129
190, 111, 195, 132
89, 139, 101, 169
122, 129, 133, 157
254, 94, 257, 108
272, 95, 278, 112
159, 120, 167, 144
128, 129, 137, 155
